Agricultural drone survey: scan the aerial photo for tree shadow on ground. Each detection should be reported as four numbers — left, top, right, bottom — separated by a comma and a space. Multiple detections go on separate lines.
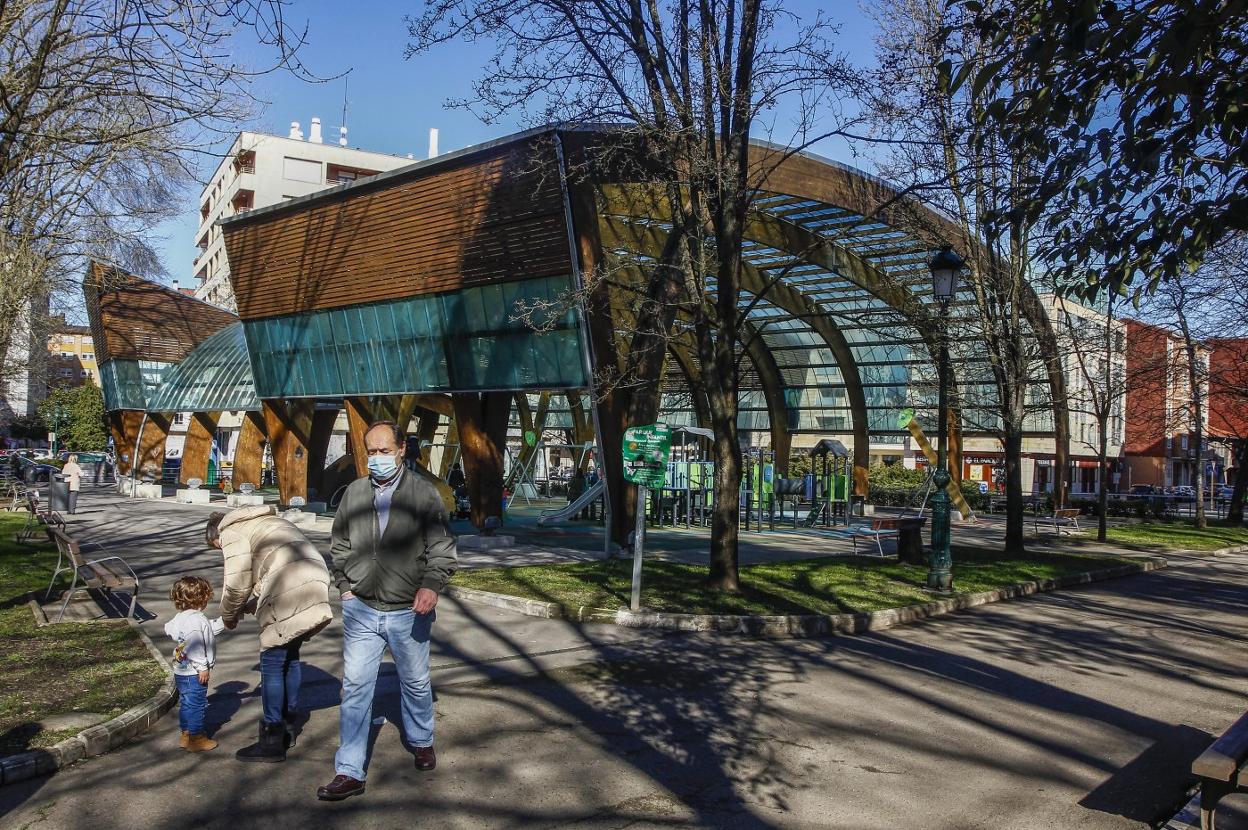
3, 496, 1246, 828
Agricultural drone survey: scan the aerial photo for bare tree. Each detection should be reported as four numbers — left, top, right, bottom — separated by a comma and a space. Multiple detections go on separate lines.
1135, 276, 1224, 528
1203, 237, 1248, 524
409, 0, 853, 590
0, 0, 314, 398
1055, 292, 1126, 541
865, 0, 1068, 554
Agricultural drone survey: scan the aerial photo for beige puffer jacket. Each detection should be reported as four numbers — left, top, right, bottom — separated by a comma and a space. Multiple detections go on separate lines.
218, 505, 332, 649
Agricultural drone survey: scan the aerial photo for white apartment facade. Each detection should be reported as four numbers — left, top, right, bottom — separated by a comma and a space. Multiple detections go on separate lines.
193, 119, 418, 311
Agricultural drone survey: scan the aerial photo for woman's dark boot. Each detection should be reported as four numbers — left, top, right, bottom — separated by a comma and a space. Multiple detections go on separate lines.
235, 721, 287, 763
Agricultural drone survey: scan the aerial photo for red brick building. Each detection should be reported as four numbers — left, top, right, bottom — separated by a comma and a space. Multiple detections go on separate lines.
1207, 337, 1248, 481
1124, 320, 1193, 488
1123, 319, 1223, 489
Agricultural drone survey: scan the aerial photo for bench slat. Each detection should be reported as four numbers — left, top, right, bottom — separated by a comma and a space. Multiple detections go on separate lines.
1194, 711, 1248, 781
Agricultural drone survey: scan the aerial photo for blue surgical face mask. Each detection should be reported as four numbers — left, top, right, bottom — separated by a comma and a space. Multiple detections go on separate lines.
368, 454, 398, 479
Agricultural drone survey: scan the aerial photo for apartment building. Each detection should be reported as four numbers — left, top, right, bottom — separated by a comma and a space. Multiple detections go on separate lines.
47, 317, 99, 389
0, 298, 48, 432
193, 119, 417, 311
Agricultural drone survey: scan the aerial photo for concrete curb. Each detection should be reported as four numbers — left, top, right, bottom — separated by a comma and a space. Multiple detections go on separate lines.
0, 613, 176, 786
447, 557, 1170, 638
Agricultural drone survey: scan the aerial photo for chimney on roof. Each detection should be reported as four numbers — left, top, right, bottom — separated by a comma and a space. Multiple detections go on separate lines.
289, 121, 303, 140
339, 125, 348, 147
309, 117, 323, 144
428, 128, 439, 159
172, 279, 179, 291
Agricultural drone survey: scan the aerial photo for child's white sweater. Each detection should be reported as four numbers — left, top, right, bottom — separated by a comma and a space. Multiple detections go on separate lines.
164, 609, 225, 676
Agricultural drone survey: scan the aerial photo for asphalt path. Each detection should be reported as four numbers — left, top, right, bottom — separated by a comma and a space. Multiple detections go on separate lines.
3, 487, 1248, 829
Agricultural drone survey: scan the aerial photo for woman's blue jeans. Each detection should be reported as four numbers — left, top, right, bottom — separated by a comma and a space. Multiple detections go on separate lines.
259, 636, 306, 725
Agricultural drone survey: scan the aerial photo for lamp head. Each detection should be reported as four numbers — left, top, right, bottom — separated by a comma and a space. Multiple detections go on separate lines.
928, 245, 965, 301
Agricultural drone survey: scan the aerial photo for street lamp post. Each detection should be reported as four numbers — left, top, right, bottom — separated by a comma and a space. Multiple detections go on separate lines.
50, 402, 66, 456
927, 245, 964, 593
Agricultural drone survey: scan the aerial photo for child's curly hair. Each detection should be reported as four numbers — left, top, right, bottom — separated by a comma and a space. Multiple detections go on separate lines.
170, 576, 214, 611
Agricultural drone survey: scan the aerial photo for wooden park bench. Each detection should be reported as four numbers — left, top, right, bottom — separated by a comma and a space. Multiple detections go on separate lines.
1193, 710, 1248, 829
45, 526, 139, 623
1033, 507, 1082, 536
17, 492, 64, 543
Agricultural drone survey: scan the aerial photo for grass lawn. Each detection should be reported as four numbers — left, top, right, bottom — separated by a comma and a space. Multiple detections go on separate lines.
0, 513, 165, 756
1103, 521, 1248, 552
452, 545, 1134, 617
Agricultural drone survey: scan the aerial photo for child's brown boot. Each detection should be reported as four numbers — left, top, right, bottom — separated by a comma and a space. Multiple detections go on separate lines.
179, 731, 190, 748
185, 734, 217, 752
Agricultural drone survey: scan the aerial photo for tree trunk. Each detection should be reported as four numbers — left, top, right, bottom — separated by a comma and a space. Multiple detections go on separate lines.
1096, 415, 1109, 542
706, 386, 742, 592
1229, 439, 1248, 525
1003, 425, 1026, 555
452, 391, 511, 530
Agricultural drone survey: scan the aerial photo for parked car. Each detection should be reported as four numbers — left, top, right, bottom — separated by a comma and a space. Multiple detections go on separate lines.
1128, 484, 1157, 497
1170, 485, 1196, 501
15, 455, 59, 483
1216, 485, 1238, 500
57, 450, 105, 464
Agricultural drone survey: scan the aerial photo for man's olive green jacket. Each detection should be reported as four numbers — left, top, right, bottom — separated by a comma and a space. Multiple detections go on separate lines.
330, 469, 457, 611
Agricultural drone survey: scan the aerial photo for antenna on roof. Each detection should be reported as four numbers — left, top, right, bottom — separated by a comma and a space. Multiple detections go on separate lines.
338, 73, 351, 146
341, 72, 350, 129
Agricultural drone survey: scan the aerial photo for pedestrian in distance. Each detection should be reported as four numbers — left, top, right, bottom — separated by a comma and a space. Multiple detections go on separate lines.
568, 468, 586, 518
447, 462, 465, 490
317, 421, 458, 802
165, 576, 226, 753
205, 506, 333, 763
61, 454, 82, 514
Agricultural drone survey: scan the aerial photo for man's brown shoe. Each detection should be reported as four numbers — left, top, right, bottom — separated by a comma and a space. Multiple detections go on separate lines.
179, 731, 189, 748
413, 745, 436, 771
317, 775, 365, 801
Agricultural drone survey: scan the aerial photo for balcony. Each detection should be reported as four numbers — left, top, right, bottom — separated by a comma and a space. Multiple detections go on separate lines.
231, 187, 255, 214
232, 149, 256, 176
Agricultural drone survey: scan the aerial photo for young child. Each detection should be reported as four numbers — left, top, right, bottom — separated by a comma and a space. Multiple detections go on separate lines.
165, 576, 226, 752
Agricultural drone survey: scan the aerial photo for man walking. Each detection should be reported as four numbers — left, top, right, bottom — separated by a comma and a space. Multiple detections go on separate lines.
317, 421, 457, 802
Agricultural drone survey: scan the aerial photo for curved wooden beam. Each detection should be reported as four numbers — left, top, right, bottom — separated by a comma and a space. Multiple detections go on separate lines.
599, 215, 874, 493
180, 411, 220, 485
665, 342, 712, 430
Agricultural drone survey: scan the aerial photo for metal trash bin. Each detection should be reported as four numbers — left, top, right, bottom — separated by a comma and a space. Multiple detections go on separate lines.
48, 476, 70, 512
850, 494, 866, 516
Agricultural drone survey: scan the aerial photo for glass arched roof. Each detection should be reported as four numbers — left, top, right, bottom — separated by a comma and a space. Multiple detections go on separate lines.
599, 185, 1055, 439
146, 322, 260, 413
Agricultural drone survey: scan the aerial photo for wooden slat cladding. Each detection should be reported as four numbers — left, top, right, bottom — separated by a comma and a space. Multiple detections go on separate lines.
84, 262, 239, 364
223, 140, 572, 321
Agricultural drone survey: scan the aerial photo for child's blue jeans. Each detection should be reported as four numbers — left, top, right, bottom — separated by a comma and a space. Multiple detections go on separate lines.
176, 674, 207, 735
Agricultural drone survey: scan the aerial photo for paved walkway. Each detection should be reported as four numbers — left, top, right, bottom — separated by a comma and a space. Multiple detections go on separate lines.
3, 486, 1248, 829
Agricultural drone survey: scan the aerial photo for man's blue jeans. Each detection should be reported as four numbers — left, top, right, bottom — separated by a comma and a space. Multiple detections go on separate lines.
175, 674, 207, 735
259, 637, 305, 725
334, 598, 434, 781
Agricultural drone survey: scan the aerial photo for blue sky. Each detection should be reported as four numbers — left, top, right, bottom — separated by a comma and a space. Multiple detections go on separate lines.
152, 1, 882, 283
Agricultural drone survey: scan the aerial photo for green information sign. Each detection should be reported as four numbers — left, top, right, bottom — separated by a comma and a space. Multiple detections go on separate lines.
622, 423, 673, 489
